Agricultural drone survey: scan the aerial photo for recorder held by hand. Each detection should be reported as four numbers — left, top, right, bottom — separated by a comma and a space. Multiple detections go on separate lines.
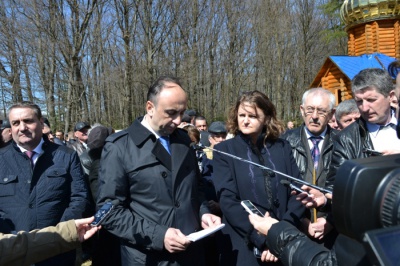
91, 201, 115, 227
241, 200, 264, 217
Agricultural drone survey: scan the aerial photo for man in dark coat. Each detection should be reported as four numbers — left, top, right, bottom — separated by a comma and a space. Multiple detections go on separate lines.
281, 87, 338, 246
326, 68, 400, 191
97, 76, 221, 266
0, 101, 92, 266
85, 125, 121, 266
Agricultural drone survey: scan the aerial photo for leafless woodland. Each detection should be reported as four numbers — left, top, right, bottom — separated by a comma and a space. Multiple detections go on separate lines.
0, 0, 346, 131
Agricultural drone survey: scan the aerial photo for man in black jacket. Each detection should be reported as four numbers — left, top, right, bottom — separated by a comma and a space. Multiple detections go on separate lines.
326, 68, 400, 191
96, 76, 221, 266
281, 87, 337, 245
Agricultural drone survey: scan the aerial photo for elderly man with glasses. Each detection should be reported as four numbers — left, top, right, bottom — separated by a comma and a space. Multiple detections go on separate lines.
281, 87, 338, 247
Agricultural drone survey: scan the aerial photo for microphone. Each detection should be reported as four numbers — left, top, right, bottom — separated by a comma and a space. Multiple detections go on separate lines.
195, 142, 332, 194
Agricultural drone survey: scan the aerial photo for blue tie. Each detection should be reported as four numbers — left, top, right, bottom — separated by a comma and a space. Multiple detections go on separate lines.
159, 136, 171, 154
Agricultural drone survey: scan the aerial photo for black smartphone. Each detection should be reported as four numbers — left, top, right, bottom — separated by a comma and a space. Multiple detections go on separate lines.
91, 201, 114, 227
363, 148, 383, 156
253, 247, 262, 258
241, 200, 264, 217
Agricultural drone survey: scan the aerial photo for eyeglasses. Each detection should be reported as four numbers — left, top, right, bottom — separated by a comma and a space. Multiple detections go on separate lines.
303, 106, 330, 116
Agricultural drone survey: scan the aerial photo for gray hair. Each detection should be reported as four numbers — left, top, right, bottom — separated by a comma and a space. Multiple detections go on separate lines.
302, 88, 336, 110
352, 68, 394, 97
8, 101, 42, 120
335, 99, 360, 121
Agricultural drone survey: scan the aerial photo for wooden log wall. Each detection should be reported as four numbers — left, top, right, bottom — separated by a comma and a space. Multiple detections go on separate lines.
348, 32, 356, 55
347, 19, 400, 58
338, 78, 353, 102
320, 65, 352, 104
395, 21, 400, 58
365, 23, 373, 54
379, 21, 396, 57
353, 25, 367, 56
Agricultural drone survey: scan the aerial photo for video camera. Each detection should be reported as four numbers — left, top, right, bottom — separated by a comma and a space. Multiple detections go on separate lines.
333, 154, 400, 265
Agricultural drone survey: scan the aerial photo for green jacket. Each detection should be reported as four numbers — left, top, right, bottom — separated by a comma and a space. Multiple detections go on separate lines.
0, 220, 79, 266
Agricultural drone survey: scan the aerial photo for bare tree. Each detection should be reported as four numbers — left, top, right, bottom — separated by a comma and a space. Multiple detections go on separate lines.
112, 0, 137, 127
0, 1, 24, 102
52, 0, 98, 131
0, 0, 347, 129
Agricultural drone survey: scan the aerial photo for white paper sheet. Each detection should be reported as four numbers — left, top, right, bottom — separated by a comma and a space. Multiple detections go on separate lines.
186, 224, 225, 242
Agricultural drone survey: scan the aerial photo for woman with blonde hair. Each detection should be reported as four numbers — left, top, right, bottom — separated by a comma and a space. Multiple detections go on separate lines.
213, 90, 305, 265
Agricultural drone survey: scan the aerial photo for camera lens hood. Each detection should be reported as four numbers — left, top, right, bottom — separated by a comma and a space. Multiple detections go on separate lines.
333, 154, 400, 241
379, 169, 400, 228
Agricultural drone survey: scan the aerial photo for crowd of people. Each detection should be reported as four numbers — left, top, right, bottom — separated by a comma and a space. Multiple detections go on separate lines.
0, 64, 400, 266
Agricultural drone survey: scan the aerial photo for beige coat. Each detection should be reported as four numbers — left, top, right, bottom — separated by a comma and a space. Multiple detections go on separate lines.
0, 220, 79, 266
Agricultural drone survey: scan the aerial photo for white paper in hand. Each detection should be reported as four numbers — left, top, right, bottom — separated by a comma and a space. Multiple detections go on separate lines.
186, 224, 225, 242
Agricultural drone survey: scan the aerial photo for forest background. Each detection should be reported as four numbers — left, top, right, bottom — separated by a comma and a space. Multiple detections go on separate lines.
0, 0, 346, 132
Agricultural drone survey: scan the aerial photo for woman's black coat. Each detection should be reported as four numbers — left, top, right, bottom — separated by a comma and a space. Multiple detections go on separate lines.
213, 134, 305, 265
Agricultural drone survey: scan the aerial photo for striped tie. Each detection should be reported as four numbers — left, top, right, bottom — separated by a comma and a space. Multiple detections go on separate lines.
310, 136, 322, 170
25, 150, 36, 168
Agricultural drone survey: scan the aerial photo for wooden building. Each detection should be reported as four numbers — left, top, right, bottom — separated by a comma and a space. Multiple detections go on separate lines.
310, 0, 400, 105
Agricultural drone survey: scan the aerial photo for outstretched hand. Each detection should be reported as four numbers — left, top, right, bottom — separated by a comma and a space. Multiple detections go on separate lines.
380, 149, 400, 155
248, 212, 278, 236
294, 185, 331, 208
74, 217, 100, 242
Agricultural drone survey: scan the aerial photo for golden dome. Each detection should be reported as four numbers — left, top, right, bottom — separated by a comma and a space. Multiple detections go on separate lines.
341, 0, 400, 28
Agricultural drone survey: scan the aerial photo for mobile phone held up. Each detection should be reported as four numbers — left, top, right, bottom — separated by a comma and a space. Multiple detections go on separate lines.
91, 201, 114, 227
241, 200, 264, 259
280, 180, 311, 196
241, 200, 264, 217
